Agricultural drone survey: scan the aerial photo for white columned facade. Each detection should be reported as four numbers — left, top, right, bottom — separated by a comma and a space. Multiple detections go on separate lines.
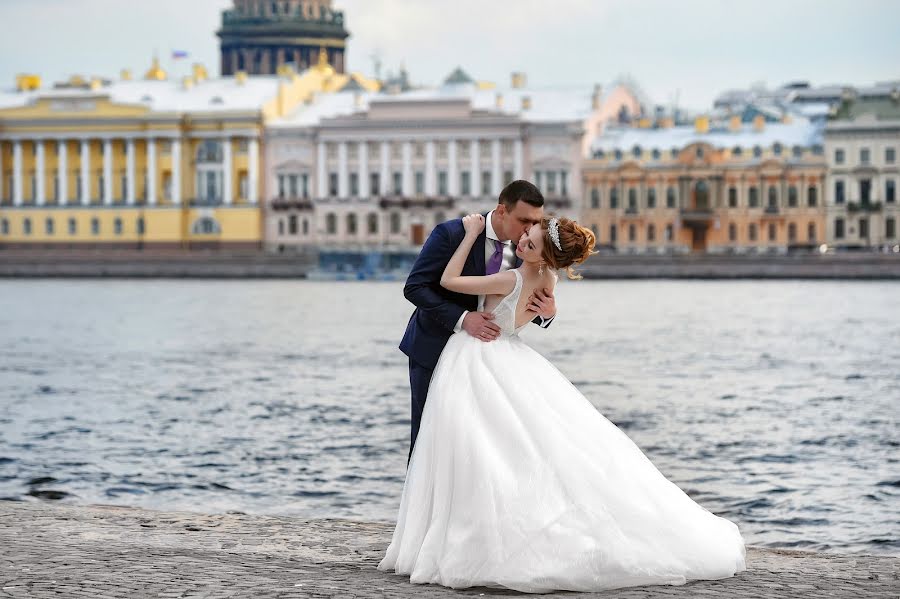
402, 141, 412, 196
316, 141, 327, 198
12, 141, 23, 206
102, 139, 112, 205
126, 139, 135, 205
425, 141, 436, 196
35, 140, 45, 205
222, 137, 232, 205
491, 139, 501, 196
379, 142, 390, 194
448, 140, 459, 196
470, 139, 481, 198
171, 139, 181, 205
146, 138, 157, 205
337, 142, 348, 198
79, 140, 89, 205
358, 141, 369, 198
514, 139, 523, 180
57, 140, 67, 205
248, 138, 259, 204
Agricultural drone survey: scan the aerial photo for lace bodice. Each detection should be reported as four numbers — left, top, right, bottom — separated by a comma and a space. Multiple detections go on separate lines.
480, 269, 528, 336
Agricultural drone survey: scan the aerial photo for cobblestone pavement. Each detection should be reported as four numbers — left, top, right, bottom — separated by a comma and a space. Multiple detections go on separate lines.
0, 501, 897, 598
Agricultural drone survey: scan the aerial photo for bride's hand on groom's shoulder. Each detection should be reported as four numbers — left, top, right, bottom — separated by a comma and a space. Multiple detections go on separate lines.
462, 214, 485, 236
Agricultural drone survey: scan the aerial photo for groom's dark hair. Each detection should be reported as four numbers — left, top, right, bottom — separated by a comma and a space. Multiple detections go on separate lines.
498, 180, 544, 209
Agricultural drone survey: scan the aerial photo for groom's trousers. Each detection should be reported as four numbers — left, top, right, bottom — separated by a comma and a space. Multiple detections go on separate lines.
408, 358, 434, 465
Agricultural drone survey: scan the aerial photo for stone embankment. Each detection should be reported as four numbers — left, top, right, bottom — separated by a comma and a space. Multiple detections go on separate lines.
1, 501, 897, 598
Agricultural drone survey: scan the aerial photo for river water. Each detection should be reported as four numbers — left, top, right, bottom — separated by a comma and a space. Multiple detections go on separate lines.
0, 279, 897, 556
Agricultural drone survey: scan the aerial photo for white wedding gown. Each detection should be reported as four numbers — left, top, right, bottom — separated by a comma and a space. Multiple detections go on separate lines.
379, 269, 746, 593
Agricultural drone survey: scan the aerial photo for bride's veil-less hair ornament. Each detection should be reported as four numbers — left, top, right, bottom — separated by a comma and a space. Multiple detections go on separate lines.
548, 217, 563, 251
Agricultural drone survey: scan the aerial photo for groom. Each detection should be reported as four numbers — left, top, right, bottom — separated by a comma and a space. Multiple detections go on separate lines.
399, 180, 557, 462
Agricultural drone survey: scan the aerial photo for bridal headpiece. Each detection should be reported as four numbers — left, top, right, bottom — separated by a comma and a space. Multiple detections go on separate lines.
548, 217, 563, 251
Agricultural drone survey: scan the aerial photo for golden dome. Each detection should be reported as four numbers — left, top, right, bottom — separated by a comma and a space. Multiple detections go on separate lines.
144, 56, 167, 81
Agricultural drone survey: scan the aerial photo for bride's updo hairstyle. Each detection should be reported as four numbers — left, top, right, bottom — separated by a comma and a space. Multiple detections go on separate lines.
540, 216, 597, 280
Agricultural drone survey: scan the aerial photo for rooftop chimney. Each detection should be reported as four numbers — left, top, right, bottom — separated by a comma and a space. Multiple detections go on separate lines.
511, 72, 527, 89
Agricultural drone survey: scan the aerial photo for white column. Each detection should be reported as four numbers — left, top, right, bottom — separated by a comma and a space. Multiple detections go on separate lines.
402, 141, 412, 196
12, 141, 23, 206
79, 140, 89, 205
425, 141, 436, 196
171, 139, 181, 205
57, 140, 67, 205
222, 137, 232, 205
448, 140, 459, 196
147, 138, 157, 205
317, 141, 327, 198
248, 138, 259, 204
35, 140, 45, 205
102, 139, 112, 205
514, 138, 523, 180
491, 138, 501, 196
380, 142, 390, 195
126, 139, 135, 205
470, 139, 481, 198
337, 142, 348, 197
358, 141, 369, 198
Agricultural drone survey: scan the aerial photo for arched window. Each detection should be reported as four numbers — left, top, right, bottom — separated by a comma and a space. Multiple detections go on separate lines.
753, 146, 762, 158
614, 149, 623, 161
768, 186, 778, 208
325, 213, 337, 235
346, 213, 357, 235
807, 186, 817, 207
632, 145, 642, 158
590, 187, 600, 209
627, 188, 637, 210
773, 143, 783, 156
367, 212, 378, 234
647, 187, 656, 208
191, 216, 221, 234
114, 217, 123, 235
651, 149, 661, 160
748, 186, 759, 207
289, 214, 298, 235
23, 218, 31, 235
732, 146, 743, 157
45, 217, 54, 235
788, 186, 798, 207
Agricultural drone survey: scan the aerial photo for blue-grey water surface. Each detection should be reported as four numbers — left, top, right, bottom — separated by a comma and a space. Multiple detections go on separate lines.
0, 279, 897, 556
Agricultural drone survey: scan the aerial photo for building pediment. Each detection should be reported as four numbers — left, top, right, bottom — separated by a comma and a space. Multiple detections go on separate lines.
0, 95, 151, 121
274, 159, 312, 172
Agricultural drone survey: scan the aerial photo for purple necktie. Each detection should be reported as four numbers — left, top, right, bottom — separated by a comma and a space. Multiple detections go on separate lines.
486, 240, 504, 275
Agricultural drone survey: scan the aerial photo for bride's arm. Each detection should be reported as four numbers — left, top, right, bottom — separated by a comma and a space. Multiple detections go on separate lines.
440, 214, 516, 296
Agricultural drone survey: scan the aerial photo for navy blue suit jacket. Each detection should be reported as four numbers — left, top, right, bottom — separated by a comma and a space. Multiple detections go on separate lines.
400, 217, 528, 370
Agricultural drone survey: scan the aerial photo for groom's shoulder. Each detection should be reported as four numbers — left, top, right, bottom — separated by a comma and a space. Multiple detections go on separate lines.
435, 217, 464, 238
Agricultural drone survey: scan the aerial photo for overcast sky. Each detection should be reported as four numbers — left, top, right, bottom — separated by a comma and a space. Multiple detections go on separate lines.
1, 0, 898, 110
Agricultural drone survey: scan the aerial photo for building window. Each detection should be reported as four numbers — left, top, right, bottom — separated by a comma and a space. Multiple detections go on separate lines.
651, 149, 661, 160
768, 223, 776, 241
326, 213, 337, 235
610, 187, 619, 209
860, 179, 871, 203
835, 148, 845, 164
278, 175, 286, 198
438, 171, 448, 195
191, 217, 221, 235
627, 188, 637, 211
370, 173, 380, 196
614, 150, 623, 161
647, 223, 655, 242
666, 186, 676, 208
788, 222, 796, 242
136, 217, 144, 235
68, 218, 76, 235
347, 213, 357, 235
834, 217, 844, 239
835, 180, 845, 204
329, 173, 338, 197
415, 171, 424, 195
792, 146, 802, 158
767, 186, 778, 208
859, 217, 869, 239
23, 218, 31, 235
546, 172, 557, 193
349, 173, 359, 197
590, 187, 600, 209
535, 171, 542, 189
239, 173, 248, 200
288, 174, 299, 198
45, 217, 54, 235
773, 143, 782, 156
807, 185, 817, 207
560, 170, 568, 196
481, 171, 492, 195
91, 218, 99, 235
301, 174, 309, 198
647, 187, 656, 208
461, 171, 471, 196
633, 145, 642, 158
0, 218, 7, 235
748, 186, 759, 207
609, 224, 617, 244
788, 186, 798, 207
748, 223, 757, 241
886, 148, 896, 164
628, 224, 636, 242
288, 214, 298, 235
886, 180, 896, 203
886, 217, 896, 239
753, 146, 762, 158
278, 219, 284, 236
392, 172, 402, 195
114, 218, 123, 235
728, 186, 738, 208
808, 222, 816, 242
728, 222, 737, 241
390, 212, 401, 234
665, 223, 673, 241
302, 219, 309, 235
503, 170, 513, 185
367, 212, 378, 234
860, 148, 870, 164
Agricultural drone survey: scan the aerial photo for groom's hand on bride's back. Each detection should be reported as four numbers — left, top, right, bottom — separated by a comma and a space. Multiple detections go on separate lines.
462, 311, 501, 342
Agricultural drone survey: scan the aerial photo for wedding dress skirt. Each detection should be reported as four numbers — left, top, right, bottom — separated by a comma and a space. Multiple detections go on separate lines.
380, 272, 746, 592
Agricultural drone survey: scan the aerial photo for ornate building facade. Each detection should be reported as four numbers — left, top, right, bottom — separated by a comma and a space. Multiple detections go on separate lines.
217, 0, 349, 76
582, 115, 827, 254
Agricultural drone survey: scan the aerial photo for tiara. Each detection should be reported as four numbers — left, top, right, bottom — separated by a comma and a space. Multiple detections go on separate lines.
548, 217, 563, 251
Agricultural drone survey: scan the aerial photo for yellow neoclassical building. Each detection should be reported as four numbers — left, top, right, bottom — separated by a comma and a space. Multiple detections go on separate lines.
0, 53, 377, 249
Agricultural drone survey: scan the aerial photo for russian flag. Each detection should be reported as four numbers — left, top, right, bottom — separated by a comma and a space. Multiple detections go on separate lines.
172, 50, 189, 60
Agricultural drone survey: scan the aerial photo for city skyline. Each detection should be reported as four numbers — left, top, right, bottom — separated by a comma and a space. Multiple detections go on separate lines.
0, 0, 898, 110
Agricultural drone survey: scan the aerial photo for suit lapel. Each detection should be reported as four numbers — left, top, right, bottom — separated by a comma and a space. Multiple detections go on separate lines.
470, 228, 487, 276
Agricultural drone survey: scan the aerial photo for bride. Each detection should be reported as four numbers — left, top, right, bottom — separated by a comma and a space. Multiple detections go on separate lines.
378, 214, 747, 593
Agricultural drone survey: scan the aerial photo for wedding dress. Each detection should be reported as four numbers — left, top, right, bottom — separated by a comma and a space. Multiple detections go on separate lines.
379, 269, 746, 592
